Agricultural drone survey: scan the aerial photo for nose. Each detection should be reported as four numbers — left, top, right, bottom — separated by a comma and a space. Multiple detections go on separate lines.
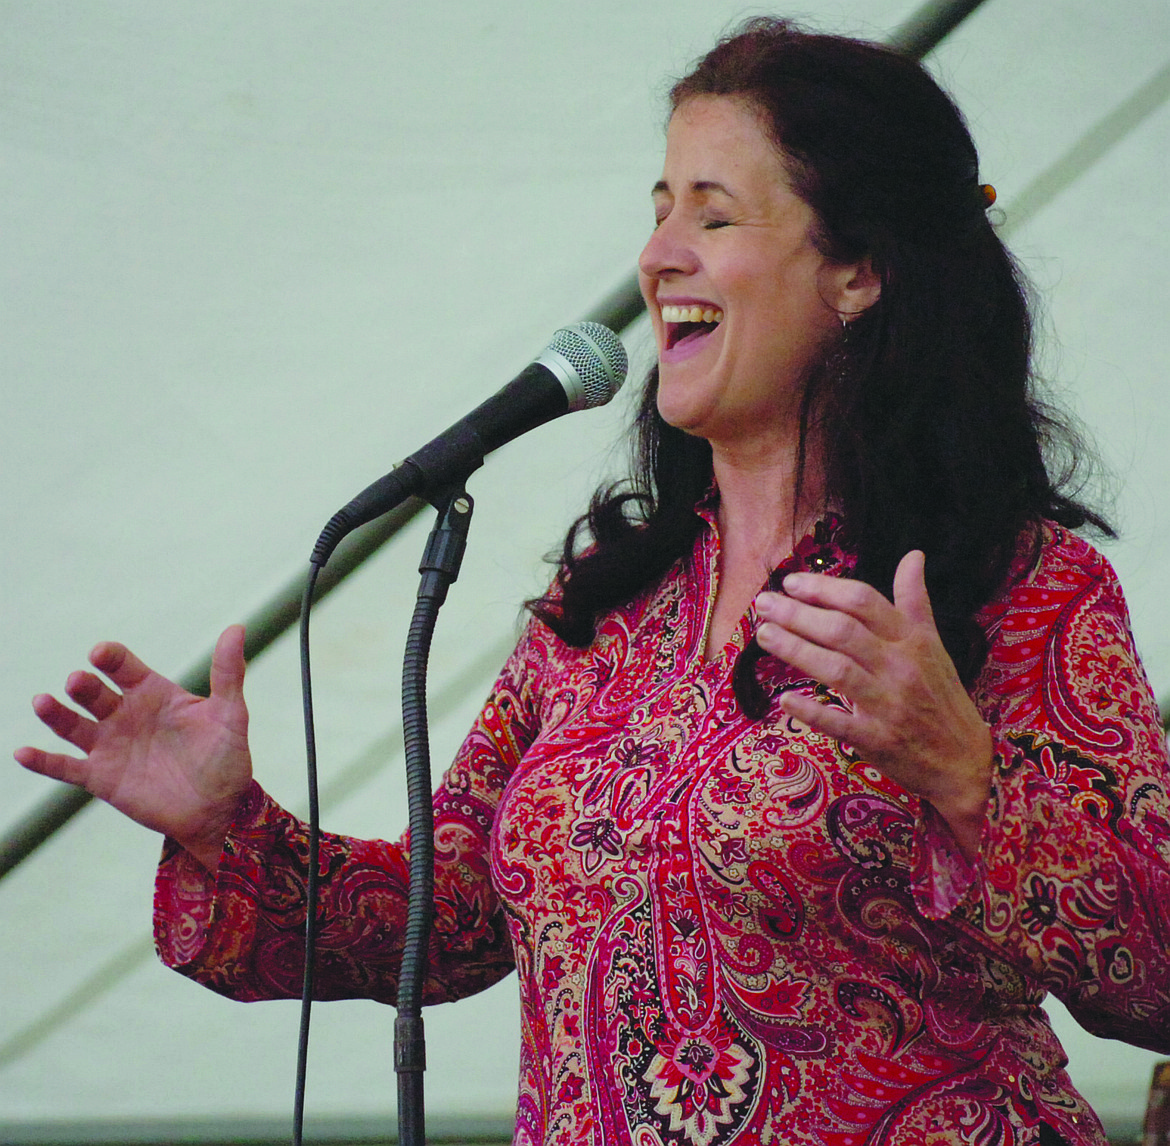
638, 214, 698, 283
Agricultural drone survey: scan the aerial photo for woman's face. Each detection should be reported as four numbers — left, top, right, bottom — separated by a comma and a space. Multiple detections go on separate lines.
638, 95, 873, 453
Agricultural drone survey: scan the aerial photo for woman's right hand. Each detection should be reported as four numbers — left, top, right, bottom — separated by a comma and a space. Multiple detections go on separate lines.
14, 624, 253, 872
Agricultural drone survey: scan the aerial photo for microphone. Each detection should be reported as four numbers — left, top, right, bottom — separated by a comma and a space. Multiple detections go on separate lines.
311, 321, 628, 566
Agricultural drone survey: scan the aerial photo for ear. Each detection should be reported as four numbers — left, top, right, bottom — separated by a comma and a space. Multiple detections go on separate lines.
821, 256, 881, 319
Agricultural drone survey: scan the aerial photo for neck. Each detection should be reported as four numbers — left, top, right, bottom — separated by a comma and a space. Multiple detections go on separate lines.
711, 434, 826, 568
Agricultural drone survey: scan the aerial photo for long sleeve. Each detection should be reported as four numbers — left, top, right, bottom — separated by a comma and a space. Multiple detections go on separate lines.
914, 523, 1170, 1051
153, 620, 547, 1006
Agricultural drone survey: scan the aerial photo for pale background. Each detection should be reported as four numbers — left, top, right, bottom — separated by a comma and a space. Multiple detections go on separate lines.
3, 0, 1168, 1138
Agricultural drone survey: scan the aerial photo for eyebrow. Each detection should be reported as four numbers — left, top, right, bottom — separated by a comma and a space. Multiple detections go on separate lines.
651, 179, 736, 198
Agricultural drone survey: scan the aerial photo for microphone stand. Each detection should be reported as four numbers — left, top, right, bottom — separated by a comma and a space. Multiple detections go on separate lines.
396, 480, 475, 1146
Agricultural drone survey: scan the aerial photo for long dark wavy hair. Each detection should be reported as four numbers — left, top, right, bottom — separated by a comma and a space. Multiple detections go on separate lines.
530, 18, 1111, 716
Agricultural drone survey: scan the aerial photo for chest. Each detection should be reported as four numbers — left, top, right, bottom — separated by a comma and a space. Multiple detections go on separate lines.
489, 581, 923, 962
703, 556, 766, 660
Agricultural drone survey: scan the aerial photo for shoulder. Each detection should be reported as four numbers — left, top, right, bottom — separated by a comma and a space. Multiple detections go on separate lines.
984, 518, 1125, 629
975, 519, 1143, 730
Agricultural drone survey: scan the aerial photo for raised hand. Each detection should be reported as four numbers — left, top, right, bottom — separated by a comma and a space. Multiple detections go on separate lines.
755, 550, 992, 859
15, 625, 253, 871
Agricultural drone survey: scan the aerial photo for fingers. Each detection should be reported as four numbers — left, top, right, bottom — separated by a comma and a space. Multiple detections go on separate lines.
29, 691, 100, 753
210, 625, 246, 703
18, 645, 145, 754
757, 610, 874, 696
774, 571, 903, 641
757, 591, 884, 671
65, 669, 121, 721
776, 689, 855, 744
14, 742, 90, 788
892, 550, 934, 626
89, 640, 154, 692
753, 552, 944, 725
17, 692, 97, 787
758, 551, 938, 657
15, 641, 156, 778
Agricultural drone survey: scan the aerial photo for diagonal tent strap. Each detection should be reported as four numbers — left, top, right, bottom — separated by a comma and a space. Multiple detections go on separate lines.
886, 0, 990, 57
1, 0, 1004, 880
1000, 59, 1170, 239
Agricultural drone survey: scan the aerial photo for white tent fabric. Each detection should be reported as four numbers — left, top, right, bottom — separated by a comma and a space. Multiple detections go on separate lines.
4, 0, 1168, 1136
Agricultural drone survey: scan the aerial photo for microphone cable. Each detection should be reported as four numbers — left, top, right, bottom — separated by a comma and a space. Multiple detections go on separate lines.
293, 562, 322, 1146
287, 322, 625, 1143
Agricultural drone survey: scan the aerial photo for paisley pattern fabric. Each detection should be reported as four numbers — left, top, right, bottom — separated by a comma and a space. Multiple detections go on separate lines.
154, 513, 1170, 1145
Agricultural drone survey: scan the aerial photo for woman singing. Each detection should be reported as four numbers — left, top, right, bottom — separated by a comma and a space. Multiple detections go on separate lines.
18, 19, 1170, 1145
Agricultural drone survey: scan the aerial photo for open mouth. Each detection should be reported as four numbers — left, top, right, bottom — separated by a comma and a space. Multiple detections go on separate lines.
661, 304, 724, 351
666, 320, 721, 350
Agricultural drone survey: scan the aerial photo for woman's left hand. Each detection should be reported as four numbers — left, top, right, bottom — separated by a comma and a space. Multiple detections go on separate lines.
754, 549, 992, 860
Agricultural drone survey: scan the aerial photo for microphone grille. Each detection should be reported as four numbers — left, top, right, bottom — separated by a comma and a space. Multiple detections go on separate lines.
546, 322, 628, 411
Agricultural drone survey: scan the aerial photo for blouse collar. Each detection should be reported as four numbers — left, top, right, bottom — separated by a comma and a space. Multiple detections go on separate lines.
693, 484, 854, 583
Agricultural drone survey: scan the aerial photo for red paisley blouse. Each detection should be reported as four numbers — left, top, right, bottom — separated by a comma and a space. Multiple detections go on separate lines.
155, 513, 1170, 1146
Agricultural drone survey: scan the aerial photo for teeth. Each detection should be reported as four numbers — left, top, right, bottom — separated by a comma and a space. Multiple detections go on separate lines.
660, 304, 723, 324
